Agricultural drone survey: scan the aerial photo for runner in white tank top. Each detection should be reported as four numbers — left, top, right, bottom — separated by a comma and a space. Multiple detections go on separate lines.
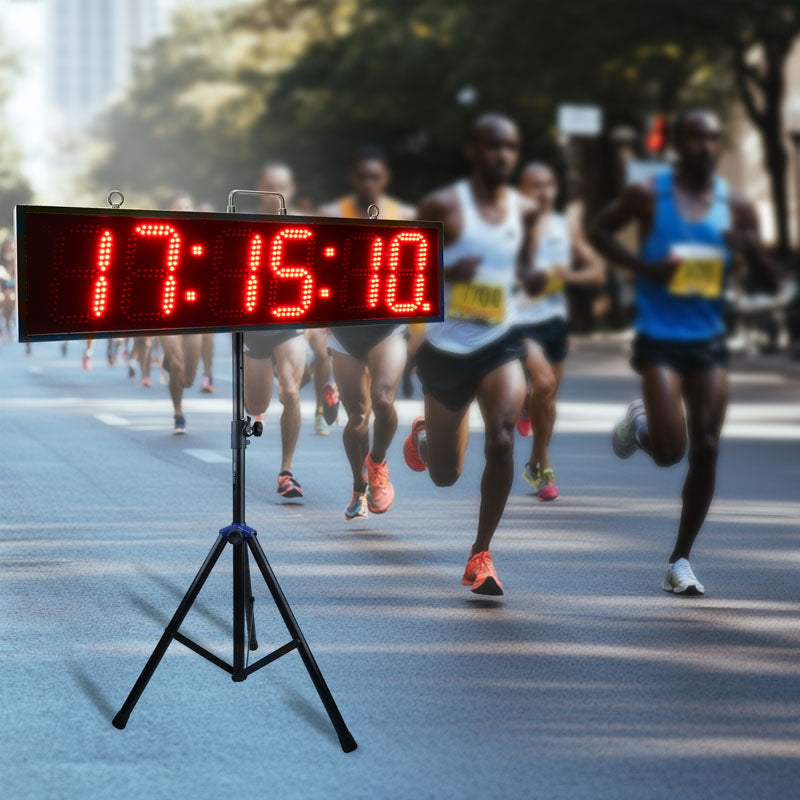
514, 162, 605, 502
403, 114, 542, 597
426, 179, 523, 354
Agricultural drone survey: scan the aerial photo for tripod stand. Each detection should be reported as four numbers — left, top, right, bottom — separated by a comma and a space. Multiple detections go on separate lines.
112, 191, 356, 753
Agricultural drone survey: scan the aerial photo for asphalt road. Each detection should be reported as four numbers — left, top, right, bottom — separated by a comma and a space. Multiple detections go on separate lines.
2, 334, 800, 800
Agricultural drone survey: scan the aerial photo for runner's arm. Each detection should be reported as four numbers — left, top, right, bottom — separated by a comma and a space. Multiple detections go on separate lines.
727, 193, 780, 294
559, 221, 606, 286
589, 184, 675, 283
418, 190, 480, 283
517, 196, 547, 294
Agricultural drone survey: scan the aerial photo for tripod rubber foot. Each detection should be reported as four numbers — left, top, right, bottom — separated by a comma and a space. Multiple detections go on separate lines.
338, 730, 358, 753
111, 713, 129, 730
249, 636, 259, 651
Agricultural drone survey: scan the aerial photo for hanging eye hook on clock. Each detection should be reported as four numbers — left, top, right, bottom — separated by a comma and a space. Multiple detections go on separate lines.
107, 190, 125, 209
367, 204, 380, 220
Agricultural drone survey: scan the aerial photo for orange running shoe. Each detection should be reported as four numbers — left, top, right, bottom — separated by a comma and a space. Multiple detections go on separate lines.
365, 453, 394, 514
403, 417, 427, 472
461, 549, 504, 595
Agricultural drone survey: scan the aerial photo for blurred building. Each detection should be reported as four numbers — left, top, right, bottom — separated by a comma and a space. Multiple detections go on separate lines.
45, 0, 159, 133
4, 0, 239, 197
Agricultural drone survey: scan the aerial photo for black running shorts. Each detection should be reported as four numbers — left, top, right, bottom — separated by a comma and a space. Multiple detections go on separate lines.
515, 318, 569, 364
243, 330, 303, 360
329, 324, 405, 363
415, 332, 525, 412
631, 334, 729, 376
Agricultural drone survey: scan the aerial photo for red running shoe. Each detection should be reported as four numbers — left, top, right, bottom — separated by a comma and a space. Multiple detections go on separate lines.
322, 382, 340, 425
403, 417, 427, 472
537, 469, 560, 502
516, 409, 532, 438
365, 453, 394, 514
461, 549, 504, 595
277, 471, 304, 499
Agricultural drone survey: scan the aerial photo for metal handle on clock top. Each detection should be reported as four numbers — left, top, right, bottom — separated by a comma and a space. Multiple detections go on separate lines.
227, 190, 287, 216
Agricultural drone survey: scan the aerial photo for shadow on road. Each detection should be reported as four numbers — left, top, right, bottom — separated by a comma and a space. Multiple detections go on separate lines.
278, 683, 340, 746
66, 660, 116, 721
136, 564, 230, 634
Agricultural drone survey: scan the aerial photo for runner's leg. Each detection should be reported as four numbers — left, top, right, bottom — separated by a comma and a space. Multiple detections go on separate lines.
161, 336, 186, 415
418, 394, 470, 487
308, 329, 331, 407
243, 354, 275, 417
639, 364, 687, 466
332, 350, 370, 492
474, 361, 526, 553
365, 334, 406, 463
524, 339, 557, 471
671, 367, 728, 562
274, 336, 306, 473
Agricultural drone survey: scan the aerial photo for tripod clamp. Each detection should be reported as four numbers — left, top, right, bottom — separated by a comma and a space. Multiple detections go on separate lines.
231, 416, 263, 450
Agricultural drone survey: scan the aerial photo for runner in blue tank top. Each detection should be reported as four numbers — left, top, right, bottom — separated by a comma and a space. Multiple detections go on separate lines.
590, 109, 778, 596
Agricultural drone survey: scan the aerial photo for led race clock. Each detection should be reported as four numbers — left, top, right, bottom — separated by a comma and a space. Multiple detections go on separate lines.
15, 206, 444, 341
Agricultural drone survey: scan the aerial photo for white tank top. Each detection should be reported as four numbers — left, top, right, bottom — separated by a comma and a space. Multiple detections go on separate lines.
515, 212, 570, 326
426, 180, 524, 355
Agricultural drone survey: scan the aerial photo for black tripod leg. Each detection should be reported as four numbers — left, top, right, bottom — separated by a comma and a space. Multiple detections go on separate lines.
244, 548, 258, 651
112, 534, 228, 730
246, 534, 357, 753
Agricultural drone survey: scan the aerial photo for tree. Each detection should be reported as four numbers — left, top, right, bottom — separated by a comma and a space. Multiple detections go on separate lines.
89, 0, 361, 207
687, 1, 800, 257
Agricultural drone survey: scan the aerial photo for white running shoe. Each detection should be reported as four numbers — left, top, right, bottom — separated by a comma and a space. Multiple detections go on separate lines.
612, 399, 646, 459
662, 558, 705, 595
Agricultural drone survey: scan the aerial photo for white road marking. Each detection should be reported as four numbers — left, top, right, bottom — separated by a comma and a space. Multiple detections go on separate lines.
183, 448, 229, 463
93, 413, 131, 426
5, 395, 800, 441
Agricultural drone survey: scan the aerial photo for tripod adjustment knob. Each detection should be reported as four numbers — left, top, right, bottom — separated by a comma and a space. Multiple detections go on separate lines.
252, 421, 263, 437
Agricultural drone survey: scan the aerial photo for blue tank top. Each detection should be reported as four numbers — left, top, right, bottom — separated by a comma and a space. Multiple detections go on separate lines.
637, 170, 731, 341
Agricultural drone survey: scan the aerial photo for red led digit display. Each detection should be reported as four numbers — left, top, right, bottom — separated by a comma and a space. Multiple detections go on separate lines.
14, 206, 443, 341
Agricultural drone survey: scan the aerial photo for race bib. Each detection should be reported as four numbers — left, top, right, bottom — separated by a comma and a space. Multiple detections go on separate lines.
667, 244, 725, 300
449, 282, 506, 325
539, 270, 565, 297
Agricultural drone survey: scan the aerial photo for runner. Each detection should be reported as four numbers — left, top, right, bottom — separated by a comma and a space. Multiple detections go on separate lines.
589, 109, 778, 595
243, 330, 307, 499
160, 192, 204, 434
0, 236, 16, 342
319, 146, 414, 520
258, 162, 339, 434
515, 162, 605, 501
404, 114, 540, 595
199, 334, 215, 393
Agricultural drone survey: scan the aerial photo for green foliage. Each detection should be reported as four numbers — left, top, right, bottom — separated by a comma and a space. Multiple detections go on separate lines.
87, 0, 796, 214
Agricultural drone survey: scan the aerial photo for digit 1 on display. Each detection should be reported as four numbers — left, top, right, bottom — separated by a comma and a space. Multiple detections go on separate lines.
244, 235, 263, 313
91, 230, 113, 318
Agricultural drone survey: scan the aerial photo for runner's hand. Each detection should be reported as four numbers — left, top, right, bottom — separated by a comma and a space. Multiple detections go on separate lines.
552, 264, 572, 283
445, 255, 482, 283
641, 256, 680, 285
522, 268, 548, 295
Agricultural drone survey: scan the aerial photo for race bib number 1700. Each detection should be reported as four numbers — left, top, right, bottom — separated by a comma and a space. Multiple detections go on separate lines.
449, 282, 506, 325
